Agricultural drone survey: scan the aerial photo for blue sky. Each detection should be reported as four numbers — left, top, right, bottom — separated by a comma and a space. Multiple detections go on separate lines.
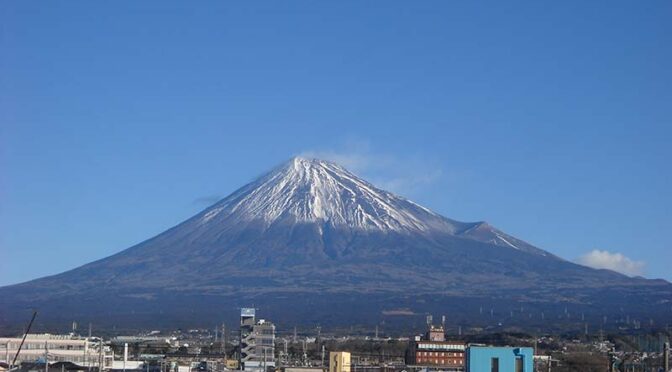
1, 1, 671, 285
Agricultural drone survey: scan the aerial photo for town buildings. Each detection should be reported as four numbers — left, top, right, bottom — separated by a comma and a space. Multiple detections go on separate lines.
0, 334, 113, 369
239, 308, 276, 372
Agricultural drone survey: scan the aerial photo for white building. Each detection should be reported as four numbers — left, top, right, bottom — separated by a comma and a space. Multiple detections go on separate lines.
0, 334, 113, 369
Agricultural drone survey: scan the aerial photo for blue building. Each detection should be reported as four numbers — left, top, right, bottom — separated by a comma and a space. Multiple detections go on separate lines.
465, 346, 533, 372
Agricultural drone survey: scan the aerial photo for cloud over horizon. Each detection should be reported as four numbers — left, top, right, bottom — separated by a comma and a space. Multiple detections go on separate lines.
576, 249, 645, 277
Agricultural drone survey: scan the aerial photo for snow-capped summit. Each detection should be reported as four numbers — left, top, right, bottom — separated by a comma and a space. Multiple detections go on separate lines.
198, 156, 466, 234
190, 156, 548, 256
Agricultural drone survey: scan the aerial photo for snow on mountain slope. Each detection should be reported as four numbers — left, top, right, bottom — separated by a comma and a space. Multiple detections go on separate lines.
457, 221, 554, 257
176, 156, 549, 258
197, 157, 469, 234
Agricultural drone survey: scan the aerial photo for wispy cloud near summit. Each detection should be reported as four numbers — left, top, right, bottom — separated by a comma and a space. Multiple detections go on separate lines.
300, 139, 444, 197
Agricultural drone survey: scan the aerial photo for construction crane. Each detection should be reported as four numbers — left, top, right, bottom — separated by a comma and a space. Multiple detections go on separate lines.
11, 311, 38, 368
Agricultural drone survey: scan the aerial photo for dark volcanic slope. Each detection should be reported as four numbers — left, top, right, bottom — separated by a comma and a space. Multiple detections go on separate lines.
1, 157, 670, 330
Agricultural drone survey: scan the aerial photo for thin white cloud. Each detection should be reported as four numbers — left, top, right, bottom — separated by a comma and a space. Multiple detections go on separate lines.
576, 249, 645, 277
375, 169, 443, 196
299, 139, 444, 197
299, 138, 382, 173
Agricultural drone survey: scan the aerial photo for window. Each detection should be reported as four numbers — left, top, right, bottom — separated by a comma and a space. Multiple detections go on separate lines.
515, 357, 523, 372
491, 357, 499, 372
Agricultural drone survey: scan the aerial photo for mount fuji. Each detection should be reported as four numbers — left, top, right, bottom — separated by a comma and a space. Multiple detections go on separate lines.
1, 157, 670, 331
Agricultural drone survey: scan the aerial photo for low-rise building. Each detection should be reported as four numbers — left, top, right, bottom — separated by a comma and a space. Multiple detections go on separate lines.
407, 340, 466, 370
225, 359, 239, 370
0, 334, 113, 369
284, 367, 325, 372
329, 352, 350, 372
464, 346, 533, 372
406, 324, 465, 371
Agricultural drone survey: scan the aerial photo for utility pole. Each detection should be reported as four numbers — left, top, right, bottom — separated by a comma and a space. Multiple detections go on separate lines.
222, 323, 226, 356
123, 343, 128, 372
302, 340, 307, 367
44, 340, 49, 372
608, 349, 617, 372
533, 339, 537, 356
98, 340, 103, 372
321, 345, 325, 367
664, 342, 670, 372
547, 356, 551, 372
283, 339, 288, 365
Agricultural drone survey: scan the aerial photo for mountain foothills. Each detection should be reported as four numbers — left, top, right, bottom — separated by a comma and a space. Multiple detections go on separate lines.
1, 157, 670, 331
